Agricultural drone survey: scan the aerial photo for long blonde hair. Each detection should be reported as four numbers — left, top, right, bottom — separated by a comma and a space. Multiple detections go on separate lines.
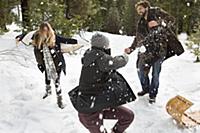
32, 22, 55, 49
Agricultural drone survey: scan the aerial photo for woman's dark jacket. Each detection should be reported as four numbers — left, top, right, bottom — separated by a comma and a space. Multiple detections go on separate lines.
34, 35, 77, 74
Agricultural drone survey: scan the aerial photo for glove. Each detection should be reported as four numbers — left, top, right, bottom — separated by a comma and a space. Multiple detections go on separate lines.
37, 64, 45, 73
124, 47, 134, 54
122, 53, 129, 63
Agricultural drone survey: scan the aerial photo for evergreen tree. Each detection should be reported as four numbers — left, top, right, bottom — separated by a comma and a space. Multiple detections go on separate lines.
103, 6, 121, 34
122, 0, 139, 36
21, 0, 31, 32
0, 0, 19, 34
187, 23, 200, 62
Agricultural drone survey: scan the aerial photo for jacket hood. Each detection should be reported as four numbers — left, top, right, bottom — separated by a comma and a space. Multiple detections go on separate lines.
81, 47, 111, 67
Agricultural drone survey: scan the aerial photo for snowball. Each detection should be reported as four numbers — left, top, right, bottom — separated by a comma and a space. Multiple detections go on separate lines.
139, 46, 146, 53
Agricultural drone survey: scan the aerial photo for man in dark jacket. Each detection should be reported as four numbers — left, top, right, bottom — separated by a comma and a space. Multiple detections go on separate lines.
69, 33, 136, 133
125, 0, 184, 103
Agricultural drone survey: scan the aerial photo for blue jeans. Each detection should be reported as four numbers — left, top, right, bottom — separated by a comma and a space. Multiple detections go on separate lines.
137, 58, 163, 98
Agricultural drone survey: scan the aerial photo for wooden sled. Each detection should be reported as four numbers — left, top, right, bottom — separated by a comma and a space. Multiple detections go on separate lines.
166, 95, 200, 128
61, 43, 84, 55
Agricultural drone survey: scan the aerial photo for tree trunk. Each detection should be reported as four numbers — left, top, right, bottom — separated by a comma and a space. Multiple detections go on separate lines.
65, 0, 72, 19
21, 0, 30, 32
195, 56, 200, 63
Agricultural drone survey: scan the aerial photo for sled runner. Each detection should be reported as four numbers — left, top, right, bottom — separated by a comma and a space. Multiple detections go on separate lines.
166, 95, 200, 128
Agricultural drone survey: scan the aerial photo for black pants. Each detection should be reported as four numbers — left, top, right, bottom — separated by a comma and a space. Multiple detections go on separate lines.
45, 70, 62, 95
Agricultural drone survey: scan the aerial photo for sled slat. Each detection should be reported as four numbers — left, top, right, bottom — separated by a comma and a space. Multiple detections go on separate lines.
166, 95, 193, 122
182, 112, 200, 127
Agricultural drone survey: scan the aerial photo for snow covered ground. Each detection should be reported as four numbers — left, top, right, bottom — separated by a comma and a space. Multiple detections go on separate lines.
0, 26, 200, 133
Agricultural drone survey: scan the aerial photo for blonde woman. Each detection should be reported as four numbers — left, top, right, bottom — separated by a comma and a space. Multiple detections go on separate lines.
32, 22, 78, 109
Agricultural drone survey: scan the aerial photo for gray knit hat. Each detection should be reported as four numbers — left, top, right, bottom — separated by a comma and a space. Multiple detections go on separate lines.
91, 33, 109, 49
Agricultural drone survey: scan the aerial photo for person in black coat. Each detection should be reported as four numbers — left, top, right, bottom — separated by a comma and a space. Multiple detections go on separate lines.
32, 22, 78, 109
69, 33, 136, 133
124, 1, 184, 103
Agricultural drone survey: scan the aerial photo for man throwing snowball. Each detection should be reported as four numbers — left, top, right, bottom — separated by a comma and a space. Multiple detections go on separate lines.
125, 0, 184, 104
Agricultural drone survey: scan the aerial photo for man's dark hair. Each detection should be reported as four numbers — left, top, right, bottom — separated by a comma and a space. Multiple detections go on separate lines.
135, 0, 151, 9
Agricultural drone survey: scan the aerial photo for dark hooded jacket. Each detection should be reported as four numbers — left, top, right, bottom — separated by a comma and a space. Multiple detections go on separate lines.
69, 47, 136, 113
130, 7, 184, 61
34, 35, 77, 74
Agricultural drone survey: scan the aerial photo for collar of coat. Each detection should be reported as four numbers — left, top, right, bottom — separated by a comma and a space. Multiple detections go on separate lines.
81, 47, 111, 67
91, 46, 111, 55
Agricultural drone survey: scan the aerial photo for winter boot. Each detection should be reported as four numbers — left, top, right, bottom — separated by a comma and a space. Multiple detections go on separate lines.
57, 95, 65, 109
149, 96, 156, 104
43, 85, 52, 99
137, 90, 148, 96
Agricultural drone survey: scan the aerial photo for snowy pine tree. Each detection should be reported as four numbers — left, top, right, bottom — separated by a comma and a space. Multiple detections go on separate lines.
187, 24, 200, 62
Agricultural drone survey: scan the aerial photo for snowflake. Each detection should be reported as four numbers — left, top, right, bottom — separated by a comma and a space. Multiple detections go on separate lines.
90, 101, 95, 108
139, 46, 146, 53
99, 114, 103, 120
109, 60, 114, 65
99, 126, 105, 132
186, 2, 190, 7
161, 21, 167, 27
58, 62, 62, 66
51, 49, 55, 54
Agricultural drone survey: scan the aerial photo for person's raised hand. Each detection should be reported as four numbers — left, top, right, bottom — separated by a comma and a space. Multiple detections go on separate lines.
124, 47, 132, 54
